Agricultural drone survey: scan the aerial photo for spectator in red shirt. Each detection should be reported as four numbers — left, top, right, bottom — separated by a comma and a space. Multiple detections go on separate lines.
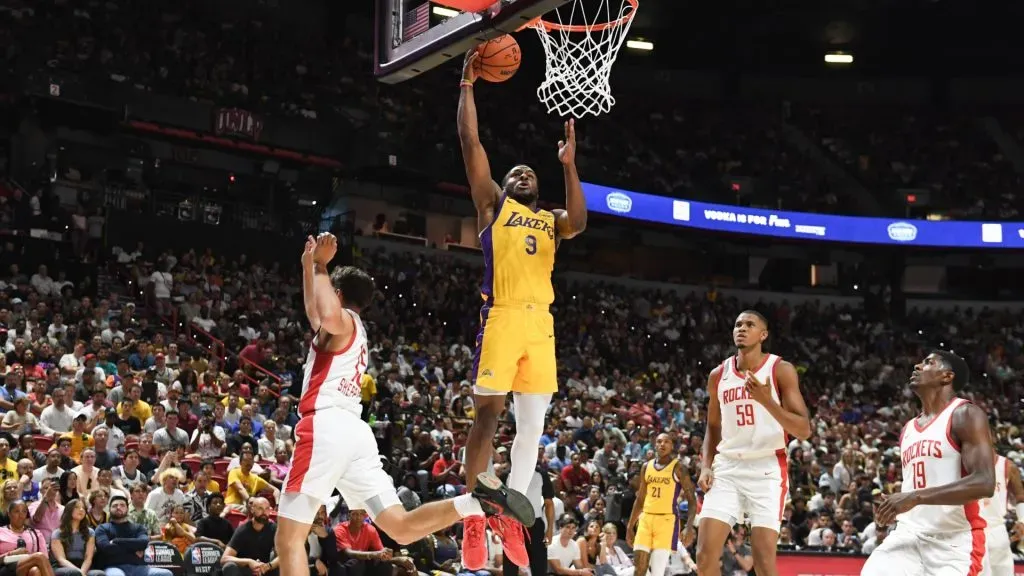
430, 447, 462, 497
227, 371, 252, 399
560, 451, 591, 508
334, 509, 416, 576
238, 339, 265, 370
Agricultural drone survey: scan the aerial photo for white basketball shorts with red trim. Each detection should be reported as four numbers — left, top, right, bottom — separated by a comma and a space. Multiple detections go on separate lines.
278, 408, 400, 523
861, 523, 990, 576
698, 452, 789, 531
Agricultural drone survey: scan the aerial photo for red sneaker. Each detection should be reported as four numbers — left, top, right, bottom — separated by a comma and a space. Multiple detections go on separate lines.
462, 515, 487, 571
488, 515, 529, 567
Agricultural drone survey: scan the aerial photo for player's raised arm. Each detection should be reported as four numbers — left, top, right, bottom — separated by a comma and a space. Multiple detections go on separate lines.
307, 233, 352, 337
553, 119, 586, 240
699, 365, 724, 491
457, 50, 501, 219
1007, 455, 1024, 522
301, 236, 320, 330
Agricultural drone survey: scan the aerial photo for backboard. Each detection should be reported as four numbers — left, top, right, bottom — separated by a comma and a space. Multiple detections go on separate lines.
374, 0, 569, 84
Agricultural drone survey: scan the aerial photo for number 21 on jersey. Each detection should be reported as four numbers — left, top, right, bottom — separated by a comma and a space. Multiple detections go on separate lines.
735, 404, 755, 426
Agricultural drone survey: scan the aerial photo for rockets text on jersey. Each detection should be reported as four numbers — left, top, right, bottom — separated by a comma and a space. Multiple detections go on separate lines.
981, 454, 1009, 527
298, 309, 368, 418
897, 397, 986, 533
715, 354, 787, 460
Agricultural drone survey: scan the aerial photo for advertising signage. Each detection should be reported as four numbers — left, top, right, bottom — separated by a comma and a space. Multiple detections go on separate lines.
584, 183, 1024, 249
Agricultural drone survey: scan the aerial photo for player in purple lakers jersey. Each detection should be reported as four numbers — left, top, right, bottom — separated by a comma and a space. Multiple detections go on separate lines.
455, 48, 587, 571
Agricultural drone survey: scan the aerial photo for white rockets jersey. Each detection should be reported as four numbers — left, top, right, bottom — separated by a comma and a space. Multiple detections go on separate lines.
981, 454, 1009, 527
298, 309, 368, 418
715, 354, 787, 460
897, 397, 986, 533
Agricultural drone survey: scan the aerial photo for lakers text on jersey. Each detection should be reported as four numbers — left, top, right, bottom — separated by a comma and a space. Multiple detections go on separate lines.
634, 459, 682, 552
472, 194, 558, 395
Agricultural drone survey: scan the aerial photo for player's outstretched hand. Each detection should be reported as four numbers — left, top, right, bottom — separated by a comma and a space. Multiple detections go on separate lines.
558, 118, 576, 166
697, 466, 713, 492
301, 235, 316, 268
313, 232, 338, 265
462, 50, 479, 84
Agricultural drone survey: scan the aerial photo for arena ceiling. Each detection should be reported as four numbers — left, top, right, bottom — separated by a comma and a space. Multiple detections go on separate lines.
537, 0, 1023, 75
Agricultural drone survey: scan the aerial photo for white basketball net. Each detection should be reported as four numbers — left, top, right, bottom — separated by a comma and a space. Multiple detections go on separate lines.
531, 0, 637, 118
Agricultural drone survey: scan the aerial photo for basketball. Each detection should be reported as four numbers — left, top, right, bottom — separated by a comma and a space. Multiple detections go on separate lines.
475, 35, 521, 83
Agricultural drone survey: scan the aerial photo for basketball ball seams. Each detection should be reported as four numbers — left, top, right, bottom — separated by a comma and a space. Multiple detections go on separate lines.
476, 34, 520, 83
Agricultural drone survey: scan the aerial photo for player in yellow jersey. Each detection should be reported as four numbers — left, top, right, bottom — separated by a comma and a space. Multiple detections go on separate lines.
456, 48, 588, 572
627, 433, 698, 576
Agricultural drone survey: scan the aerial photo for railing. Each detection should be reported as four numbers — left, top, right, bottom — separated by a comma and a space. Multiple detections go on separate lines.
112, 262, 283, 396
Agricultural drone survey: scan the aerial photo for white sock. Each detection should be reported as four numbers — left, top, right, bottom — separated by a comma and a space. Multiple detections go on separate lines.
453, 493, 484, 518
508, 392, 552, 493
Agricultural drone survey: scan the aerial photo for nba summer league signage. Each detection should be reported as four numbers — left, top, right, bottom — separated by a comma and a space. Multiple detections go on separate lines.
584, 182, 1024, 249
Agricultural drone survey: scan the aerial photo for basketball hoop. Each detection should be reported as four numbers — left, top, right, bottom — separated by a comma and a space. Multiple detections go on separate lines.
520, 0, 638, 118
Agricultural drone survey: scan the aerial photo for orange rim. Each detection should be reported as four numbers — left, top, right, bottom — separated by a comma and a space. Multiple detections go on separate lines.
516, 0, 638, 33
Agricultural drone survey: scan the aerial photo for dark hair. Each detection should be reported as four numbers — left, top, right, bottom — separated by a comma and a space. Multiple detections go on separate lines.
58, 471, 79, 501
933, 350, 970, 389
205, 492, 224, 507
58, 499, 90, 551
558, 514, 577, 528
330, 266, 375, 311
109, 494, 128, 507
738, 309, 771, 352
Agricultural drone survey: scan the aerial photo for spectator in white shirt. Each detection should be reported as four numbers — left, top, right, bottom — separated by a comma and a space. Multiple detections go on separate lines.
30, 265, 56, 297
548, 515, 586, 576
236, 316, 257, 342
100, 319, 126, 345
39, 387, 76, 435
46, 313, 68, 343
144, 404, 167, 434
152, 411, 190, 451
32, 448, 64, 484
59, 341, 86, 377
256, 421, 285, 460
149, 263, 173, 302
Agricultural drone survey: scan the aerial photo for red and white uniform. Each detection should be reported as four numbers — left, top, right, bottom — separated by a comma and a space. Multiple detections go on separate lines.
298, 313, 368, 418
699, 354, 789, 531
861, 397, 991, 576
982, 455, 1013, 576
280, 310, 399, 524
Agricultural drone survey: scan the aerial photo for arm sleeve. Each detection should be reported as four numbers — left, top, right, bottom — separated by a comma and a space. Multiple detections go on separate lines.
541, 470, 555, 499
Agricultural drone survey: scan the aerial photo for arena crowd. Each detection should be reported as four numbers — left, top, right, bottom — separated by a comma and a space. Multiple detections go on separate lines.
5, 0, 1024, 218
0, 232, 1013, 576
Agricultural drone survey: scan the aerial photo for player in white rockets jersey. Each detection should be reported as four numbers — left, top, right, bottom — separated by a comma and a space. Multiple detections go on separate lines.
981, 448, 1024, 576
861, 351, 995, 576
275, 233, 535, 576
695, 310, 811, 576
